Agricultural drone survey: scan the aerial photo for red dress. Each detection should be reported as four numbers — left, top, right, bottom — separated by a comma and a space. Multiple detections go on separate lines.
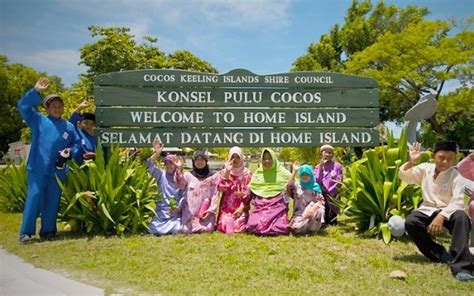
217, 172, 252, 233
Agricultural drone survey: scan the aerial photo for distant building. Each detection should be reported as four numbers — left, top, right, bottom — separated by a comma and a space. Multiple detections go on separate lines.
6, 141, 30, 164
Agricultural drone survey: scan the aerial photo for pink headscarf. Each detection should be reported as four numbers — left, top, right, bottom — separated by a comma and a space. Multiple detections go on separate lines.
227, 146, 246, 177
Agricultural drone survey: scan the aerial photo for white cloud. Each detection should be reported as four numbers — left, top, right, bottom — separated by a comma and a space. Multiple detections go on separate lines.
199, 0, 293, 27
58, 0, 294, 28
2, 0, 296, 85
154, 35, 180, 53
4, 48, 86, 86
99, 18, 152, 41
55, 0, 295, 62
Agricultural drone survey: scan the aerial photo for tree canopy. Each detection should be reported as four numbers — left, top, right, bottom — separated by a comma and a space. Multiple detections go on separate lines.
80, 25, 217, 80
0, 55, 65, 153
72, 25, 218, 114
418, 87, 474, 148
292, 1, 429, 72
293, 0, 474, 148
346, 20, 473, 119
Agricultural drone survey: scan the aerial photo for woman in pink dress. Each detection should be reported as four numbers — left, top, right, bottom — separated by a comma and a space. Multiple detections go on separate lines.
178, 151, 220, 234
246, 148, 291, 235
217, 147, 252, 234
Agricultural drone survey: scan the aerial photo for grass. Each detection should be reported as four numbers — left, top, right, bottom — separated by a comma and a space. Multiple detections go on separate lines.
0, 213, 472, 295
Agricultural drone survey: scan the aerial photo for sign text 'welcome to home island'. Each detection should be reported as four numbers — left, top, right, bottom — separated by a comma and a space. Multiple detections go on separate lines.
94, 69, 379, 147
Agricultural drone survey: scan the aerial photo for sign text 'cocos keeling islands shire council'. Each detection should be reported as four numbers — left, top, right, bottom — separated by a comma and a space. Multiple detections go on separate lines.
94, 69, 380, 147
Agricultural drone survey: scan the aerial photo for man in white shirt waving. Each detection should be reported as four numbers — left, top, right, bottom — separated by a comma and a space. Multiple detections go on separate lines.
400, 141, 473, 281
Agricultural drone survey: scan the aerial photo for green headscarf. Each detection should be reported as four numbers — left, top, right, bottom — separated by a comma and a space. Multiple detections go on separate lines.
248, 148, 291, 198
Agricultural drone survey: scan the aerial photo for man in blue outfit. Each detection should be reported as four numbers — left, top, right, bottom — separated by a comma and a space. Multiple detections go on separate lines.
17, 77, 79, 243
69, 100, 97, 164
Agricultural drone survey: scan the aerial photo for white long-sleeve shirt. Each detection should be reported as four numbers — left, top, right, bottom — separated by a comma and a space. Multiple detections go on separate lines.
398, 162, 466, 219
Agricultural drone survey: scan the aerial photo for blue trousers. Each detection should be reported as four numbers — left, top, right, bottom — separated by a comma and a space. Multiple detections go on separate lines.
19, 169, 67, 237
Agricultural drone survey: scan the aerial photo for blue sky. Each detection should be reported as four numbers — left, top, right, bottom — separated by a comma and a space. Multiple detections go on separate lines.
1, 0, 472, 88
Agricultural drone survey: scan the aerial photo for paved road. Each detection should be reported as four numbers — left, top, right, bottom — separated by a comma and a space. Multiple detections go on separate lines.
0, 248, 103, 296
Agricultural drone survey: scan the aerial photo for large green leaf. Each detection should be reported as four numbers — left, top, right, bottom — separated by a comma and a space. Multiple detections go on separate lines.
100, 203, 115, 224
0, 161, 27, 212
341, 127, 424, 242
380, 222, 391, 244
58, 145, 159, 235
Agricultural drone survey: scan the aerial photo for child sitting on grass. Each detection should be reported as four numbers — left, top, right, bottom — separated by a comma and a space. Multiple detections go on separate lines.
287, 162, 325, 234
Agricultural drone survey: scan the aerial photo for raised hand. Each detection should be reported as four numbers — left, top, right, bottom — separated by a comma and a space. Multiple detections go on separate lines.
225, 160, 233, 172
34, 77, 50, 92
172, 155, 183, 168
408, 142, 422, 163
76, 100, 92, 112
152, 139, 163, 155
292, 160, 300, 172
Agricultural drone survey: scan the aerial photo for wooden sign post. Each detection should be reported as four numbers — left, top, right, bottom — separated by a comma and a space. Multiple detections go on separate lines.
94, 69, 379, 147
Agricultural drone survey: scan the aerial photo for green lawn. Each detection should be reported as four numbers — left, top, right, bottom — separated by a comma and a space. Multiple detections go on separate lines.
0, 213, 472, 295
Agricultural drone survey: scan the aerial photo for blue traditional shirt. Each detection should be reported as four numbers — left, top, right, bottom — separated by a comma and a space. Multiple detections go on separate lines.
68, 112, 97, 164
17, 89, 78, 176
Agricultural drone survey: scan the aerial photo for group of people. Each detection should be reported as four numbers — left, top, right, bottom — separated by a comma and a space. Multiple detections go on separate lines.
145, 140, 343, 236
15, 77, 473, 281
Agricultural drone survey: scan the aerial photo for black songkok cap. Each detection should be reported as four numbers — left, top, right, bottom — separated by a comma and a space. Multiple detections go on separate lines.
81, 112, 95, 122
433, 141, 457, 154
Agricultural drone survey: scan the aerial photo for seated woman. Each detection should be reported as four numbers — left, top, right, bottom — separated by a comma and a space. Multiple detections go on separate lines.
287, 163, 325, 234
313, 144, 343, 224
246, 148, 291, 235
178, 151, 220, 234
146, 140, 184, 235
217, 147, 252, 234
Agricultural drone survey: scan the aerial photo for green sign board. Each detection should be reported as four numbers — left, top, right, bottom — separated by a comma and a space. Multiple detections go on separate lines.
95, 87, 377, 107
99, 128, 379, 147
94, 69, 380, 147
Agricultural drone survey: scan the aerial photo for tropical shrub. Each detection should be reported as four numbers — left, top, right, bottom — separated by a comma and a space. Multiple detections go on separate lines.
0, 160, 27, 212
279, 146, 350, 166
339, 128, 431, 243
58, 146, 159, 235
